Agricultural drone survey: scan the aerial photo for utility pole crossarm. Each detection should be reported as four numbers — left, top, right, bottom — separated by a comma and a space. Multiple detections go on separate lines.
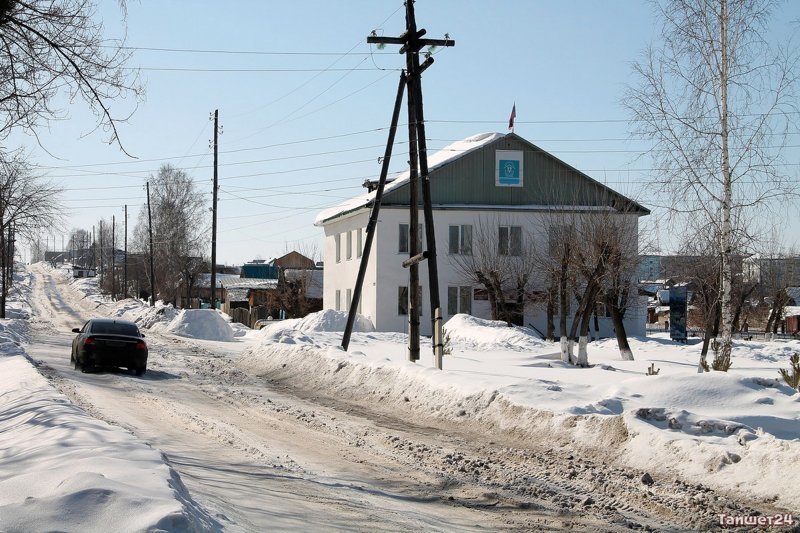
367, 36, 455, 51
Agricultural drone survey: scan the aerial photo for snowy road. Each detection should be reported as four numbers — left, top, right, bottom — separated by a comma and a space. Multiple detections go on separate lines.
25, 265, 788, 531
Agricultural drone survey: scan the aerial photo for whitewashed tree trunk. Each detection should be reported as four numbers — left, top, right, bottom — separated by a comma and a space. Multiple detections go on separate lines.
577, 336, 589, 367
560, 336, 570, 363
619, 346, 634, 361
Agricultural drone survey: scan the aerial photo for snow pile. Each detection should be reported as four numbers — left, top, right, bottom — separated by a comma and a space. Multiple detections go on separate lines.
219, 313, 251, 338
0, 319, 29, 349
237, 329, 800, 510
0, 338, 212, 530
4, 266, 33, 320
443, 314, 547, 351
109, 299, 179, 331
260, 309, 375, 340
294, 308, 375, 333
167, 309, 235, 342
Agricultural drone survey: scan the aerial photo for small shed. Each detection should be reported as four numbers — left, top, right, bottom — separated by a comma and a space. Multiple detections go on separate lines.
72, 266, 97, 278
785, 306, 800, 336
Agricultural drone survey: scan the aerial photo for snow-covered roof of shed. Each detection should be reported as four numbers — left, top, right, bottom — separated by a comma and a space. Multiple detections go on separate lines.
314, 132, 503, 226
196, 273, 241, 288
785, 287, 800, 304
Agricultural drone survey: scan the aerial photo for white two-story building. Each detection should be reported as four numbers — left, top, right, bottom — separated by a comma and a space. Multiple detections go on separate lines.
314, 132, 649, 338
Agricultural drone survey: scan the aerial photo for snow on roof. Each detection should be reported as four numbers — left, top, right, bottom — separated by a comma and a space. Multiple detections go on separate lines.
224, 278, 278, 289
314, 132, 504, 226
785, 287, 800, 304
196, 273, 241, 288
784, 306, 800, 318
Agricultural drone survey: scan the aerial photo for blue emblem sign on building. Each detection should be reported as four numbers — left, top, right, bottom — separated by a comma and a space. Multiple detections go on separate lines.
495, 150, 523, 187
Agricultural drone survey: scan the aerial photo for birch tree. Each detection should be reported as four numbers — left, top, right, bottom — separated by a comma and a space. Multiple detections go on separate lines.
133, 164, 207, 305
626, 0, 798, 368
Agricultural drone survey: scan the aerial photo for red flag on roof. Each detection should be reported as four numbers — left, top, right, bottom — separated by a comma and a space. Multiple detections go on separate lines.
508, 103, 516, 131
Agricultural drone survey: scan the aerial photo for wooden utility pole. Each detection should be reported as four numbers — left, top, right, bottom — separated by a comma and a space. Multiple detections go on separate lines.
124, 205, 128, 298
210, 109, 219, 309
342, 72, 407, 351
99, 219, 104, 289
111, 215, 116, 300
146, 181, 156, 307
368, 1, 454, 367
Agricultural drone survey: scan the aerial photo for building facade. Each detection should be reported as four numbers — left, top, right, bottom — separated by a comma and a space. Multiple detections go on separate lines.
316, 132, 650, 337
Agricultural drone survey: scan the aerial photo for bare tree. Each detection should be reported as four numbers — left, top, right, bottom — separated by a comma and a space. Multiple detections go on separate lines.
133, 164, 207, 305
563, 207, 641, 365
67, 227, 91, 265
626, 0, 798, 368
0, 149, 61, 315
449, 214, 539, 327
0, 0, 143, 152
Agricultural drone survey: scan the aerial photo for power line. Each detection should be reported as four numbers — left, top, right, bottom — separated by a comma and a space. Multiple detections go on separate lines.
30, 127, 396, 170
113, 45, 395, 56
133, 66, 400, 73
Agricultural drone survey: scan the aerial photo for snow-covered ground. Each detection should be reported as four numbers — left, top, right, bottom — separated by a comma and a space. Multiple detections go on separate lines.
3, 262, 799, 530
239, 312, 800, 511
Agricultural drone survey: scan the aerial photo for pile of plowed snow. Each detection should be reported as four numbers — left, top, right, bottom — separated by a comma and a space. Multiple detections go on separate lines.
168, 309, 235, 342
443, 314, 547, 351
260, 309, 375, 340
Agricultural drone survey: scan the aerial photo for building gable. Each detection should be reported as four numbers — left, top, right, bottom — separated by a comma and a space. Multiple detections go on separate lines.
380, 133, 648, 214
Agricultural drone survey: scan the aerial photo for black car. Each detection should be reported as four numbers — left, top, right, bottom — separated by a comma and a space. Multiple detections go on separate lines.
71, 318, 148, 375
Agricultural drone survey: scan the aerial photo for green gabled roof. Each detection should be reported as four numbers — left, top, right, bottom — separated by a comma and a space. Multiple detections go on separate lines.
315, 132, 649, 226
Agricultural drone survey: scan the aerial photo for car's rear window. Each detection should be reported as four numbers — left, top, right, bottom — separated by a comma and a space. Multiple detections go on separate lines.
91, 322, 140, 336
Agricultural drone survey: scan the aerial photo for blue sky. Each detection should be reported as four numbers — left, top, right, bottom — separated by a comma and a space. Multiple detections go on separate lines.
10, 1, 800, 264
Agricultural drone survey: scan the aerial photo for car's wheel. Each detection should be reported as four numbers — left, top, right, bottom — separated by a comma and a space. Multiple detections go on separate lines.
73, 354, 81, 371
134, 367, 146, 377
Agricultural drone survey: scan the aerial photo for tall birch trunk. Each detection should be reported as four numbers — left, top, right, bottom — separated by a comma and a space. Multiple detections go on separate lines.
718, 0, 734, 369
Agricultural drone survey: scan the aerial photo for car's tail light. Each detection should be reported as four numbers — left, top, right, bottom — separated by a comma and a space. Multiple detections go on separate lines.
83, 337, 95, 346
135, 341, 146, 350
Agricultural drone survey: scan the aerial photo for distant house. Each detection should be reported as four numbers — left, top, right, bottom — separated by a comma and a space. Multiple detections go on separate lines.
72, 266, 97, 278
315, 132, 650, 337
271, 251, 316, 271
176, 273, 239, 309
241, 260, 280, 279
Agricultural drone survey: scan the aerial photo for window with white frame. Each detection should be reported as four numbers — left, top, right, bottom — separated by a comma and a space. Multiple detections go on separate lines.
448, 225, 473, 255
356, 228, 363, 258
499, 225, 522, 256
346, 230, 353, 260
398, 286, 408, 315
335, 233, 341, 263
398, 285, 423, 316
398, 223, 423, 254
346, 288, 352, 310
335, 289, 341, 311
447, 286, 473, 315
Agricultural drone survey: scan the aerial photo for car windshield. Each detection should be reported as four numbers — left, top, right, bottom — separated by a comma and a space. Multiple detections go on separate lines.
90, 322, 139, 336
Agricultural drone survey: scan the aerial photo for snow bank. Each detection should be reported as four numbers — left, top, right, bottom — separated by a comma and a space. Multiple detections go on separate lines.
0, 328, 214, 530
443, 314, 547, 351
110, 299, 178, 330
236, 328, 800, 511
168, 309, 235, 342
259, 309, 375, 340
